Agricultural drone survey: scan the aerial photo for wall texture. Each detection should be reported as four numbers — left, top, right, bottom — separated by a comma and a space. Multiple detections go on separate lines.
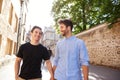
76, 22, 120, 69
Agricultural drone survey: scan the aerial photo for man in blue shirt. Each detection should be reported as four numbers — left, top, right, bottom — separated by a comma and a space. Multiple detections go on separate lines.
53, 19, 89, 80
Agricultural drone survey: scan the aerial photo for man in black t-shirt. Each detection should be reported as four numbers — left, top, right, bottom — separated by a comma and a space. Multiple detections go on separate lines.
14, 26, 54, 80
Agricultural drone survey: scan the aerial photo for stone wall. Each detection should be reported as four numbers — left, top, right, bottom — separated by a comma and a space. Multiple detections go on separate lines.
76, 22, 120, 69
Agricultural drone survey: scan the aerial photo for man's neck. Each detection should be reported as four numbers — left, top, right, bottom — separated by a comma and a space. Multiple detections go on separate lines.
30, 40, 39, 45
65, 32, 72, 38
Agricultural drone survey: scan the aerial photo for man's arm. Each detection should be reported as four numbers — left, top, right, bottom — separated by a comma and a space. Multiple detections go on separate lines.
79, 40, 89, 80
14, 57, 22, 80
45, 60, 54, 80
52, 43, 59, 79
82, 65, 89, 80
53, 66, 56, 72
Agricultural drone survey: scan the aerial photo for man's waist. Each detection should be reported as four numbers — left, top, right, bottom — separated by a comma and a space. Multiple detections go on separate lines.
19, 72, 42, 79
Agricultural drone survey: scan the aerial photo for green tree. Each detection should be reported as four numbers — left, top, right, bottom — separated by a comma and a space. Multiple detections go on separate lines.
51, 0, 120, 34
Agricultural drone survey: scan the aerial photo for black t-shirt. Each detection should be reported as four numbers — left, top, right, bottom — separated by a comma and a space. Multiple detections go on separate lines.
16, 42, 50, 79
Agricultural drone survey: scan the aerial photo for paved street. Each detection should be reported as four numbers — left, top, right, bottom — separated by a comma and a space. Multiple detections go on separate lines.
0, 60, 50, 80
89, 65, 120, 80
0, 60, 120, 80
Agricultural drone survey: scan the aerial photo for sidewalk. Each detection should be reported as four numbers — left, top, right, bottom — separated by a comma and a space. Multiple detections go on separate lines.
0, 59, 120, 80
0, 59, 50, 80
0, 60, 15, 80
0, 55, 15, 68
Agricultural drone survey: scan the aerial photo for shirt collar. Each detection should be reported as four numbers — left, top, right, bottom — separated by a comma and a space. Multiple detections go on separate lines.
65, 36, 76, 40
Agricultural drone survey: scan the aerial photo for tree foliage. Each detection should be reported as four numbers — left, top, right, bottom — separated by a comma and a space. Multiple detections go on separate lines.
51, 0, 120, 34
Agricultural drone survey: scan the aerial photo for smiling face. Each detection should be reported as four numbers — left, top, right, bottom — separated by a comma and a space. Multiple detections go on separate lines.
59, 23, 71, 36
31, 27, 42, 42
58, 19, 73, 37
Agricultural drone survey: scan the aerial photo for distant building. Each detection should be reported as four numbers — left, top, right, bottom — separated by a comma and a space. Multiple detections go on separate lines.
42, 26, 59, 55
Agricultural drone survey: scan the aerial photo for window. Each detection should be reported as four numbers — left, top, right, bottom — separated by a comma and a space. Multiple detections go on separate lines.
22, 29, 25, 41
13, 42, 17, 54
13, 13, 18, 32
0, 0, 3, 13
23, 14, 26, 25
0, 35, 2, 50
5, 38, 13, 55
8, 3, 13, 25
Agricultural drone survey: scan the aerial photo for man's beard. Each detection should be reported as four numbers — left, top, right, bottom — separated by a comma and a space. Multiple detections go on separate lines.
62, 33, 65, 36
61, 31, 67, 36
62, 31, 67, 36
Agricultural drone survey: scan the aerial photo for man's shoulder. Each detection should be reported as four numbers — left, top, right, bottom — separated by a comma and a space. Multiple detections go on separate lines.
39, 44, 46, 48
75, 37, 85, 44
20, 42, 28, 46
56, 39, 65, 44
18, 42, 29, 50
74, 37, 82, 41
38, 44, 48, 51
20, 42, 29, 47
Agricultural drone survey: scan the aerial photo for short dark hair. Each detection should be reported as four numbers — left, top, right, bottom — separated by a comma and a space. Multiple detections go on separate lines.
31, 26, 42, 33
58, 19, 73, 31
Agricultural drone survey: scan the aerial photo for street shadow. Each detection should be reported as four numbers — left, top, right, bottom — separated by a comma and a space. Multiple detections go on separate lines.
89, 72, 104, 80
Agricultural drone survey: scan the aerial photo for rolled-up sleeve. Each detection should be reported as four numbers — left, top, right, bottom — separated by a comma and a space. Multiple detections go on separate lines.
79, 40, 89, 66
53, 43, 59, 66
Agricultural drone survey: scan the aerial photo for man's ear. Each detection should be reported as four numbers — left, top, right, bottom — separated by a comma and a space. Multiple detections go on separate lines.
68, 26, 71, 31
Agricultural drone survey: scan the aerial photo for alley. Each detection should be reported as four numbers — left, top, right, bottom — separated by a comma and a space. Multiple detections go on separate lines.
0, 59, 120, 80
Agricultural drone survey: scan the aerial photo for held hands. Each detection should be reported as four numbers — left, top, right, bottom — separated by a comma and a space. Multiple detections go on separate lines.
50, 77, 54, 80
50, 75, 54, 80
15, 75, 19, 80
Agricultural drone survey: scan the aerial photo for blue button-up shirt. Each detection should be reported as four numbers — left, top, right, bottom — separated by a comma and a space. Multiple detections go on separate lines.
53, 36, 89, 80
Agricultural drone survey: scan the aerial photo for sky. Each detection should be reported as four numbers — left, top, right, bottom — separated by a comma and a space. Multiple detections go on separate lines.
27, 0, 54, 31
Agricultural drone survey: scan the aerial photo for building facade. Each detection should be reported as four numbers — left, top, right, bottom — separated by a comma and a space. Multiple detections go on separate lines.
17, 0, 29, 51
0, 0, 29, 59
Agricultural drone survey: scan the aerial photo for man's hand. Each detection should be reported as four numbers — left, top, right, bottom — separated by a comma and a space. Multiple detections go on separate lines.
82, 65, 89, 80
50, 75, 54, 80
15, 75, 19, 80
14, 57, 22, 80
